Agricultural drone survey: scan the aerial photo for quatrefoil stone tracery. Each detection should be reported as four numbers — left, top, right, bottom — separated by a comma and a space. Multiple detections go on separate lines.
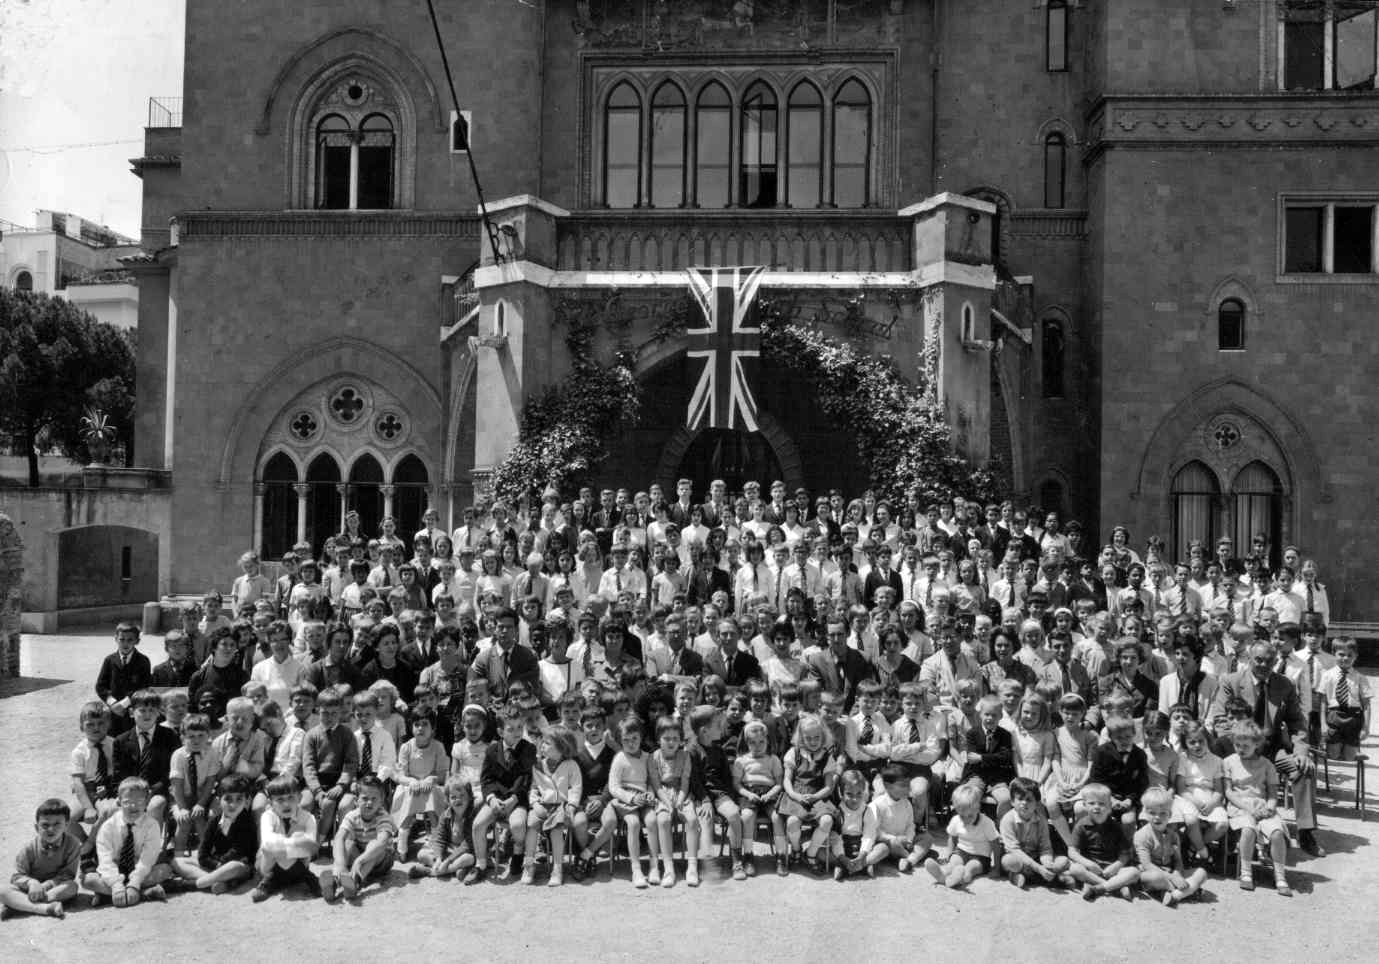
289, 411, 318, 440
1214, 423, 1241, 449
330, 387, 365, 424
375, 412, 404, 442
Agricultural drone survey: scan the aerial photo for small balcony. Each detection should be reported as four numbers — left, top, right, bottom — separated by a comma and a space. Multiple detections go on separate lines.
147, 96, 182, 129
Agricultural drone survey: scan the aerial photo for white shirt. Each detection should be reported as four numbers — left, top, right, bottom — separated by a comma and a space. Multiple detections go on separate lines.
250, 653, 307, 711
353, 725, 397, 782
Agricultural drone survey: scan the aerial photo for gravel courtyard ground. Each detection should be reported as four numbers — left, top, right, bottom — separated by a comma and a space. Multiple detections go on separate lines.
1, 631, 1376, 963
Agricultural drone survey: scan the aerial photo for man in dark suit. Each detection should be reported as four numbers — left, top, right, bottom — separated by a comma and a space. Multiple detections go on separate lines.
112, 689, 179, 817
686, 549, 732, 608
806, 616, 876, 713
701, 618, 761, 687
1211, 638, 1323, 856
699, 478, 729, 530
651, 614, 704, 683
468, 607, 541, 697
668, 478, 697, 529
862, 545, 904, 610
1048, 633, 1093, 706
95, 622, 153, 734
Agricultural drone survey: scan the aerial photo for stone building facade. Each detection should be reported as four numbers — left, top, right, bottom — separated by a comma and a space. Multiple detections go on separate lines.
126, 0, 1379, 618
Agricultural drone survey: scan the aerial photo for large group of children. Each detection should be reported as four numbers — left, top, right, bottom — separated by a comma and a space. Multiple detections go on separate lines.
2, 480, 1371, 918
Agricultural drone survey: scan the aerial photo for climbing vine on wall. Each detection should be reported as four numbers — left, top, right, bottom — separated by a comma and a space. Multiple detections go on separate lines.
488, 287, 999, 510
758, 295, 1001, 508
489, 291, 694, 508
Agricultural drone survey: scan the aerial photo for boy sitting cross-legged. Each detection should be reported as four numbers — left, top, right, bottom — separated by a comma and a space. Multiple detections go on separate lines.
0, 799, 82, 918
170, 774, 256, 894
321, 775, 396, 901
253, 775, 321, 901
83, 777, 173, 907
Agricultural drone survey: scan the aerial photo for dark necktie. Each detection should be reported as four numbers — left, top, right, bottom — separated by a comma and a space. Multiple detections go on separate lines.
1306, 584, 1315, 613
1061, 664, 1072, 694
1337, 668, 1351, 707
1307, 655, 1317, 696
860, 717, 874, 744
138, 732, 151, 772
266, 734, 280, 772
224, 736, 242, 775
1254, 683, 1269, 727
188, 751, 199, 799
117, 823, 138, 876
94, 742, 110, 791
361, 732, 374, 775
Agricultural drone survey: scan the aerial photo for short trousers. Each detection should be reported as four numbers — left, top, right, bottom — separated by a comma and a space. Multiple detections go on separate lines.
840, 834, 863, 860
956, 849, 991, 874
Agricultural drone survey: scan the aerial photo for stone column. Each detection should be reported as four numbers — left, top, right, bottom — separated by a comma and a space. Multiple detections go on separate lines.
380, 484, 396, 520
0, 513, 24, 678
252, 482, 266, 554
336, 483, 349, 534
293, 484, 310, 544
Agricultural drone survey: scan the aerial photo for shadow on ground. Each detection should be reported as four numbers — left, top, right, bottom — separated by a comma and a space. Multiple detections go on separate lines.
0, 676, 72, 699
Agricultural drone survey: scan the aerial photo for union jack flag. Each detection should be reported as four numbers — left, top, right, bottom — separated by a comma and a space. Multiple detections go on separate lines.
685, 266, 767, 432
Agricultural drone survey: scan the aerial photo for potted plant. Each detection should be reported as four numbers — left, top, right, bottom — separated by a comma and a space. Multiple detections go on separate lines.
80, 406, 115, 465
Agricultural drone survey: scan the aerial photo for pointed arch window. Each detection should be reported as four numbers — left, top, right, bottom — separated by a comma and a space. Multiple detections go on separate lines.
392, 454, 431, 539
786, 82, 823, 208
832, 79, 871, 208
695, 83, 732, 208
604, 82, 642, 208
1043, 132, 1066, 209
314, 113, 395, 210
316, 114, 353, 209
260, 453, 299, 560
1047, 0, 1069, 72
304, 453, 343, 556
1218, 298, 1246, 351
356, 114, 395, 210
739, 83, 778, 208
650, 83, 687, 208
1041, 319, 1065, 398
1171, 461, 1220, 563
1232, 462, 1283, 568
348, 454, 386, 541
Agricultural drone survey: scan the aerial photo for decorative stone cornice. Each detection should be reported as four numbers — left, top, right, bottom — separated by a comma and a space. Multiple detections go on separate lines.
177, 211, 482, 239
1086, 93, 1379, 158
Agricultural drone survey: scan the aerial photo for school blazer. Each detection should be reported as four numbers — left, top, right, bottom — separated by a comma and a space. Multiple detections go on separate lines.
702, 648, 762, 687
112, 726, 180, 797
804, 647, 876, 712
1210, 669, 1307, 755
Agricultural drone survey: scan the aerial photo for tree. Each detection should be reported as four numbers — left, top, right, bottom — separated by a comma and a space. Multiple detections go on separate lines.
0, 288, 136, 486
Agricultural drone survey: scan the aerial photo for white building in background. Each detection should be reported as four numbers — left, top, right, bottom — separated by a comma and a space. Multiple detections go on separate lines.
0, 210, 140, 330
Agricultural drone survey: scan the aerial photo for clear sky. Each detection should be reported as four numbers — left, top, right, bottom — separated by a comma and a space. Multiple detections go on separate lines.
0, 0, 184, 240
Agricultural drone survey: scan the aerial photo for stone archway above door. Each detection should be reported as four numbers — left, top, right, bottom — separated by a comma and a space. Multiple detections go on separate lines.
653, 410, 805, 495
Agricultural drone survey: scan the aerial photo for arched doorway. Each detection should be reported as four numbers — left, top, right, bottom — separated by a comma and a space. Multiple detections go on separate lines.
608, 352, 867, 500
677, 428, 785, 497
348, 453, 385, 539
260, 452, 299, 558
393, 454, 430, 538
304, 453, 342, 555
1170, 460, 1220, 562
1231, 461, 1282, 568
